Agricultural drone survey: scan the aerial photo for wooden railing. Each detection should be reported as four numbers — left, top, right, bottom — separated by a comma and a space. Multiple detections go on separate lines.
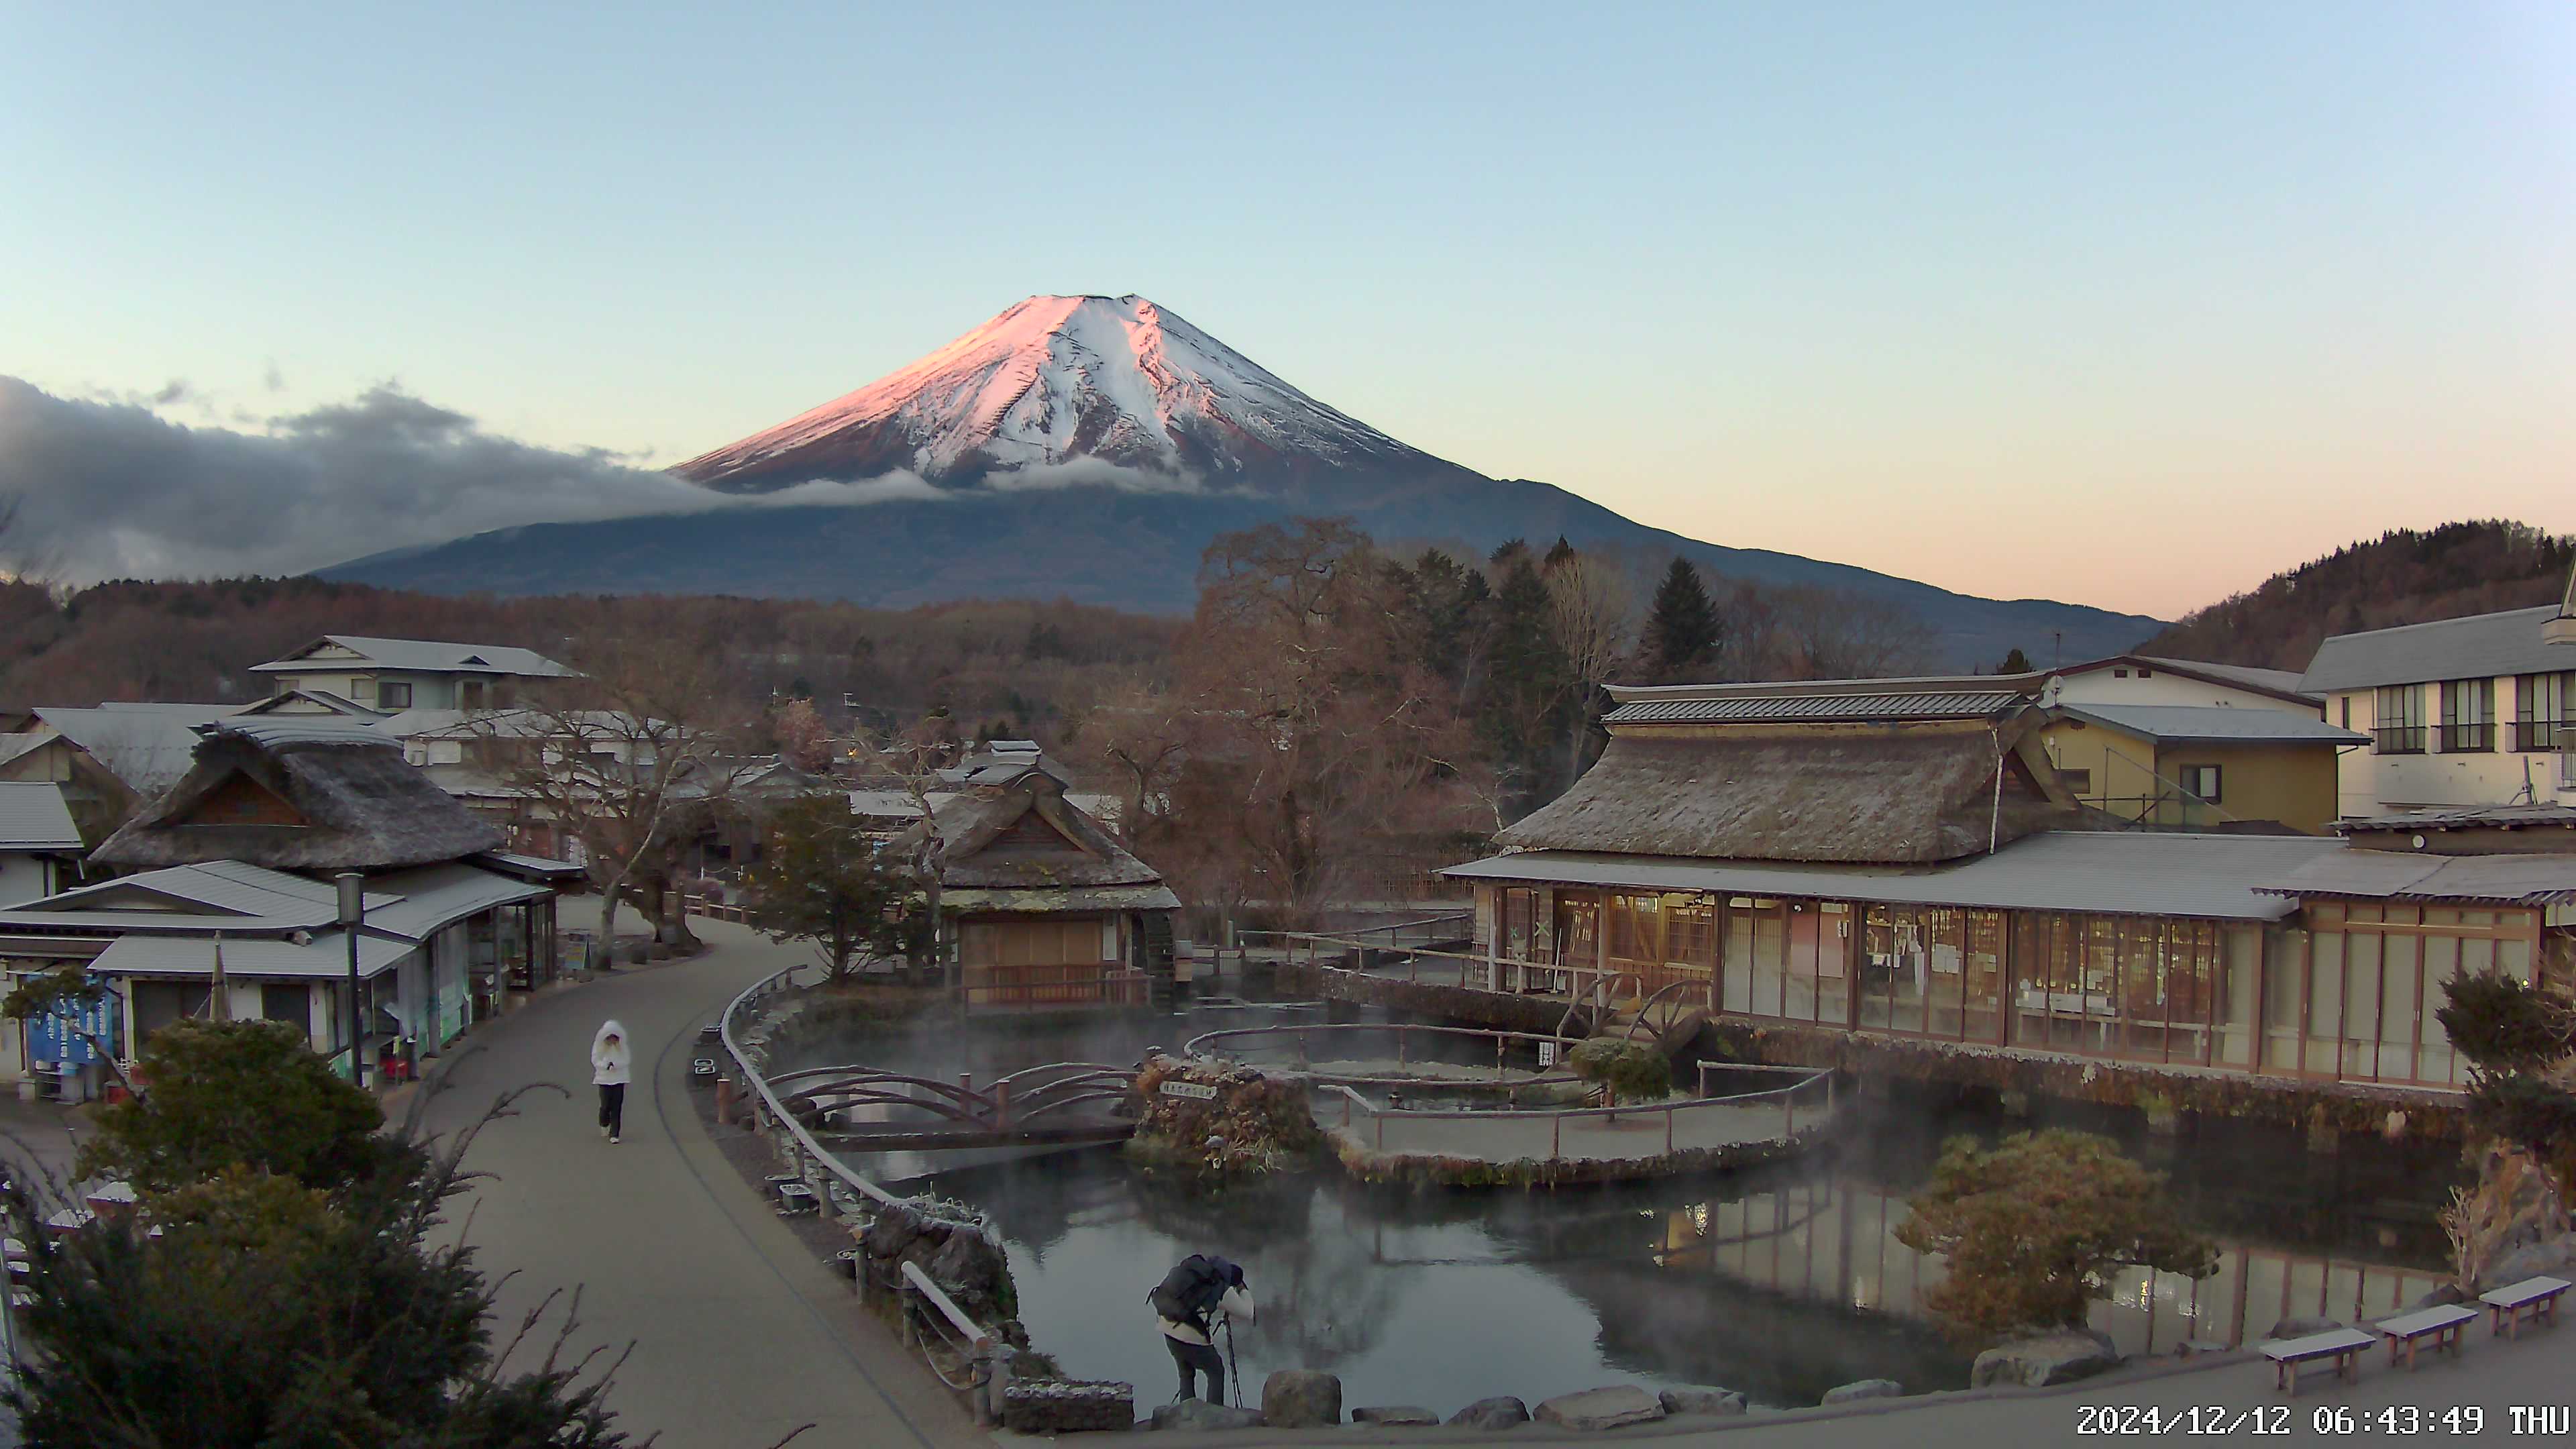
1314, 1061, 1837, 1161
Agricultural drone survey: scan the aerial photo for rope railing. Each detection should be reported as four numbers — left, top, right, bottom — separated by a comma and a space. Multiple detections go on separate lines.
718, 967, 1014, 1423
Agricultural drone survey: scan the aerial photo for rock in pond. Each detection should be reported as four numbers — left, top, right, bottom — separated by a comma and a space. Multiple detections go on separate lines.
2482, 1234, 2576, 1290
1351, 1405, 1441, 1426
1448, 1396, 1532, 1430
1261, 1369, 1344, 1428
1151, 1399, 1264, 1432
1535, 1385, 1666, 1430
1970, 1328, 2119, 1389
1658, 1387, 1748, 1416
1821, 1379, 1904, 1404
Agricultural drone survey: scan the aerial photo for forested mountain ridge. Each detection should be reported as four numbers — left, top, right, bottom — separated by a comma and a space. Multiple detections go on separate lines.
2141, 521, 2574, 672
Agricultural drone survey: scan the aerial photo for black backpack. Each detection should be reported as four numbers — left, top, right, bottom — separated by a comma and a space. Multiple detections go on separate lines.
1148, 1254, 1239, 1325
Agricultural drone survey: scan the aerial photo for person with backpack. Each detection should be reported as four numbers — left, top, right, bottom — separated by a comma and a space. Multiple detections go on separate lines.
1148, 1253, 1254, 1402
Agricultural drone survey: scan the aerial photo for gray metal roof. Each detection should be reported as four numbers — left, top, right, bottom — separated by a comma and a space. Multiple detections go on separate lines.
1443, 830, 2346, 921
2129, 656, 2318, 702
1603, 691, 2027, 726
2299, 606, 2575, 693
204, 716, 399, 749
2056, 704, 2369, 744
0, 860, 388, 930
359, 863, 548, 941
90, 930, 413, 979
0, 783, 82, 851
2257, 850, 2576, 906
251, 635, 572, 678
30, 704, 237, 796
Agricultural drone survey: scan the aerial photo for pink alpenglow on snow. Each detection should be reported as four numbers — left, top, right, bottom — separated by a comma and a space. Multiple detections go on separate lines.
674, 294, 1445, 493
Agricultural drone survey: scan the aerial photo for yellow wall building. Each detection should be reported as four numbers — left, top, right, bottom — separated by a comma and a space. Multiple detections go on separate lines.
2037, 704, 2362, 835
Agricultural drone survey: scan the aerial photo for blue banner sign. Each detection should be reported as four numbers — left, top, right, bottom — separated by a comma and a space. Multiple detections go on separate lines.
26, 982, 118, 1067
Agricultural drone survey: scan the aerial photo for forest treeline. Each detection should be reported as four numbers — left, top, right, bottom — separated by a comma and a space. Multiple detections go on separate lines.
2137, 521, 2573, 671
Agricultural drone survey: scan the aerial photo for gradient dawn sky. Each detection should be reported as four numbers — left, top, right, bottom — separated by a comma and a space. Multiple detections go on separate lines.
5, 3, 2571, 619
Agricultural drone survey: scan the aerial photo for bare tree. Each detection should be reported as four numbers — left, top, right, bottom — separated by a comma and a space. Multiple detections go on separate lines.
1544, 551, 1635, 778
474, 635, 761, 966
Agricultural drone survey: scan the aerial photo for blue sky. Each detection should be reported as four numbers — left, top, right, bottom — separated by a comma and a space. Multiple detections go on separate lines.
4, 2, 2570, 614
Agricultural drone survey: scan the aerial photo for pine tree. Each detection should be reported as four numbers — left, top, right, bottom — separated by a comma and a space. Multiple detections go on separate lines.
1542, 535, 1578, 570
1642, 557, 1722, 682
1994, 647, 2035, 675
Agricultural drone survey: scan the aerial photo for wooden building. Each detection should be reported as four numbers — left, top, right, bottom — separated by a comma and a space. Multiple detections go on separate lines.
902, 752, 1179, 1011
0, 718, 570, 1093
1446, 682, 2576, 1097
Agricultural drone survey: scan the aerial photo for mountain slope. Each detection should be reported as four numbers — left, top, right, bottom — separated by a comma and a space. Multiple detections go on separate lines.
676, 294, 1456, 494
2141, 521, 2574, 671
329, 293, 2163, 667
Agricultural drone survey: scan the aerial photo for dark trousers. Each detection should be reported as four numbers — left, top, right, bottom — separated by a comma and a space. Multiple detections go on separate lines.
598, 1083, 625, 1136
1164, 1334, 1223, 1401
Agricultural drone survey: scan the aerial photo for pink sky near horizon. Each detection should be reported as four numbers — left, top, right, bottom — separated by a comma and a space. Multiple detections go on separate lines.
5, 4, 2571, 621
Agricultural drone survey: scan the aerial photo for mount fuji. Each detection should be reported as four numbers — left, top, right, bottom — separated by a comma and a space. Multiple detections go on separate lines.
328, 294, 2161, 663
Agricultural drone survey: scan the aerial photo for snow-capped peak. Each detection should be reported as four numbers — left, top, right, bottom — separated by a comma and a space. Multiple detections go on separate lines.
676, 294, 1444, 490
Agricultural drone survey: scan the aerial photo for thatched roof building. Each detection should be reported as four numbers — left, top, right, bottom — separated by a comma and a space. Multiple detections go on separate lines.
907, 759, 1177, 913
1499, 712, 2079, 867
92, 718, 502, 872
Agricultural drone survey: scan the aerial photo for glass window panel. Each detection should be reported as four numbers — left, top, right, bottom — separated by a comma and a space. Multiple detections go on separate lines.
2377, 933, 2420, 1083
2420, 934, 2460, 1087
1754, 906, 1787, 1020
2221, 926, 2260, 1067
2306, 932, 2345, 1075
1786, 904, 1825, 1022
2502, 938, 2532, 985
1723, 902, 1754, 1014
2341, 932, 2382, 1079
2121, 921, 2166, 1058
1817, 904, 1850, 1026
1964, 910, 2004, 1042
1890, 907, 1927, 1034
1927, 908, 1966, 1038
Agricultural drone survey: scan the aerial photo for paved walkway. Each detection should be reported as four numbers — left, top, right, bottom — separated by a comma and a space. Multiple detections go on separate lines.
417, 920, 981, 1449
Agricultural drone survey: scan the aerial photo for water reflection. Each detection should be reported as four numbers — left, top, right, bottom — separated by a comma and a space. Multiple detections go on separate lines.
801, 1008, 2464, 1414
920, 1106, 2459, 1415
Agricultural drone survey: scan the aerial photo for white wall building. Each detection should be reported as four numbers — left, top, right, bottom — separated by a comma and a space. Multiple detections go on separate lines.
250, 635, 572, 712
2300, 604, 2576, 818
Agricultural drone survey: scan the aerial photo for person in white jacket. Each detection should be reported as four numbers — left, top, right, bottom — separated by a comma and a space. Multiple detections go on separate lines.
592, 1020, 631, 1144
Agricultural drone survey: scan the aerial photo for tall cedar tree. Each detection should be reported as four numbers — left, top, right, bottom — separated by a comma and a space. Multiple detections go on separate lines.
1480, 549, 1576, 808
1994, 647, 2035, 674
1642, 557, 1723, 682
1, 1020, 631, 1446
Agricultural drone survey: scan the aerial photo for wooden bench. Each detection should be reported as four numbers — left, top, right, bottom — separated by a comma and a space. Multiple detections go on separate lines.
2260, 1328, 2376, 1394
2479, 1275, 2571, 1339
2374, 1304, 2478, 1368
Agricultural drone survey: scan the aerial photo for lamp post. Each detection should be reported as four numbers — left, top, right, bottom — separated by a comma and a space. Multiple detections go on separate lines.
337, 871, 366, 1088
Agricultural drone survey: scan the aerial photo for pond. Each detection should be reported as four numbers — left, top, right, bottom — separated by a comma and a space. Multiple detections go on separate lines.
785, 1004, 2465, 1415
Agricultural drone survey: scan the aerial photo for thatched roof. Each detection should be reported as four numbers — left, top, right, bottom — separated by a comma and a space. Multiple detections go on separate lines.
902, 765, 1165, 896
92, 720, 502, 871
1496, 722, 2078, 865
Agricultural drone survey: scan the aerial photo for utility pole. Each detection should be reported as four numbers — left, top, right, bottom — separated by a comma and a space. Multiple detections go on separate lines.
337, 872, 367, 1087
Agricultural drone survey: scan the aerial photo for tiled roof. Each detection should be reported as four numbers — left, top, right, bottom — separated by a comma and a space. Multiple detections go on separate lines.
1604, 691, 2027, 726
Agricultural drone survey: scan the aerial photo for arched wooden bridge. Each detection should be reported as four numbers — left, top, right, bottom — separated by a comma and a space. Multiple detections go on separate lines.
763, 1061, 1142, 1150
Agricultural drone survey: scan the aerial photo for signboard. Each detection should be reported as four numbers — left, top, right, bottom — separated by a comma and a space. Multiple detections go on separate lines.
27, 983, 118, 1067
1159, 1080, 1219, 1101
1537, 1040, 1558, 1068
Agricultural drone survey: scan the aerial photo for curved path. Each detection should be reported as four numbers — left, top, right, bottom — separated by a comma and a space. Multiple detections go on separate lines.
416, 920, 981, 1449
